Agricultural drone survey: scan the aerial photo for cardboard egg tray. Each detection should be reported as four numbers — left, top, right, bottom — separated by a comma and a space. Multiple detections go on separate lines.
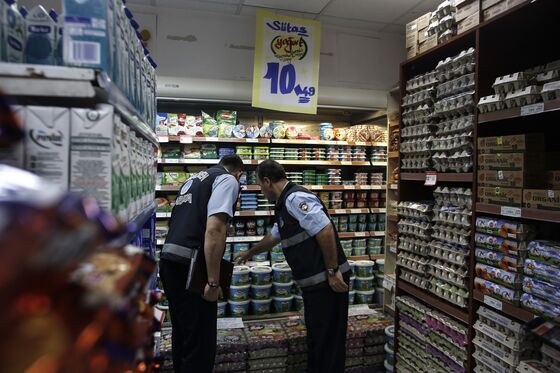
434, 91, 476, 118
473, 349, 518, 373
426, 341, 467, 373
401, 123, 436, 138
431, 226, 471, 247
402, 87, 436, 108
504, 86, 542, 109
399, 236, 431, 256
433, 206, 472, 227
397, 201, 434, 220
492, 73, 530, 95
429, 240, 469, 266
400, 138, 432, 154
478, 94, 506, 113
516, 360, 558, 373
398, 218, 433, 238
536, 69, 560, 85
402, 104, 436, 126
435, 114, 475, 136
427, 328, 468, 361
541, 344, 560, 370
541, 80, 560, 102
431, 132, 473, 151
473, 333, 535, 369
429, 259, 469, 285
400, 268, 430, 289
436, 48, 476, 83
430, 278, 469, 308
401, 155, 432, 171
398, 252, 430, 274
437, 73, 476, 99
406, 71, 438, 93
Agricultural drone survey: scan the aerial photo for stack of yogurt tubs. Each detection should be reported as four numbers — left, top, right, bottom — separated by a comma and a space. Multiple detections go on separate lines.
285, 172, 303, 185
327, 169, 342, 185
257, 194, 274, 211
349, 260, 377, 305
401, 69, 438, 172
235, 146, 253, 160
354, 172, 370, 186
283, 147, 299, 161
218, 147, 235, 158
384, 325, 395, 373
370, 146, 387, 162
270, 243, 285, 264
269, 147, 285, 160
252, 146, 269, 160
473, 306, 541, 373
368, 238, 384, 255
430, 187, 472, 308
214, 328, 248, 373
302, 170, 317, 185
396, 201, 433, 291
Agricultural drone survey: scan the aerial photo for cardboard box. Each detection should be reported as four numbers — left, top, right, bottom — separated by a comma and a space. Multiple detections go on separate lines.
405, 31, 418, 49
478, 170, 543, 188
458, 11, 480, 34
25, 106, 70, 190
406, 20, 417, 34
478, 152, 545, 171
478, 187, 523, 206
482, 0, 503, 10
457, 0, 480, 22
547, 171, 560, 189
419, 34, 438, 54
507, 0, 528, 9
416, 12, 432, 31
407, 44, 418, 59
70, 104, 115, 211
418, 28, 430, 44
477, 134, 545, 154
523, 189, 560, 211
483, 1, 508, 20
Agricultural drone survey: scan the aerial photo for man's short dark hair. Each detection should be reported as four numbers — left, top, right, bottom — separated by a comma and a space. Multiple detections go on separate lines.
256, 160, 287, 183
219, 154, 244, 172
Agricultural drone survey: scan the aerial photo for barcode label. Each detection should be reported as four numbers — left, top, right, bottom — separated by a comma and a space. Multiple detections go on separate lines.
69, 41, 100, 64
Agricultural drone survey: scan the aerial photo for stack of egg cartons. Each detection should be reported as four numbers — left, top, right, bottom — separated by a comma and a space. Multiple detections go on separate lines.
157, 327, 173, 372
345, 316, 366, 372
355, 313, 390, 371
474, 217, 534, 309
473, 306, 540, 373
430, 187, 472, 308
432, 48, 476, 173
396, 201, 433, 290
395, 296, 430, 372
244, 321, 289, 373
282, 318, 308, 373
432, 1, 457, 45
214, 328, 248, 373
401, 69, 438, 172
521, 240, 560, 319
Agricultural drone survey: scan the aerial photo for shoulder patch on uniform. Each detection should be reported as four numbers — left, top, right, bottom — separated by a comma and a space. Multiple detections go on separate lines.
299, 201, 309, 212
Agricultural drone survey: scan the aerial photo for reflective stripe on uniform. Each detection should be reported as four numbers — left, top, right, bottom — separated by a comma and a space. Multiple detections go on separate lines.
281, 231, 311, 248
295, 261, 351, 288
162, 243, 197, 259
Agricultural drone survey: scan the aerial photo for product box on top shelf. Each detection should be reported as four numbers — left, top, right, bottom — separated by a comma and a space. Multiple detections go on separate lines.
456, 0, 480, 22
1, 0, 25, 63
416, 12, 432, 31
478, 152, 545, 171
477, 134, 545, 154
407, 44, 418, 59
483, 0, 508, 21
477, 170, 543, 188
457, 11, 480, 34
418, 28, 430, 44
406, 19, 418, 35
506, 0, 529, 9
24, 5, 57, 65
419, 34, 438, 54
405, 32, 418, 49
546, 171, 560, 189
523, 189, 560, 211
478, 186, 523, 206
482, 0, 502, 10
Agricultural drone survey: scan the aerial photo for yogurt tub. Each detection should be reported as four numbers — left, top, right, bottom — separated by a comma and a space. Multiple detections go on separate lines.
232, 266, 251, 285
229, 299, 250, 316
348, 290, 356, 305
233, 243, 250, 253
250, 284, 272, 300
349, 275, 356, 291
355, 260, 375, 277
273, 295, 294, 313
368, 247, 382, 255
353, 247, 367, 256
376, 274, 385, 288
384, 360, 394, 373
343, 248, 353, 257
294, 295, 304, 311
349, 260, 357, 275
385, 325, 395, 346
229, 284, 251, 301
355, 276, 375, 291
355, 289, 375, 304
251, 252, 269, 262
375, 259, 385, 274
375, 287, 384, 305
272, 263, 293, 283
217, 301, 227, 317
251, 266, 272, 285
251, 298, 272, 315
273, 281, 294, 297
270, 252, 285, 263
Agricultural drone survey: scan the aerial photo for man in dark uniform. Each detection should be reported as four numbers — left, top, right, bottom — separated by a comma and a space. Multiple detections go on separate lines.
235, 160, 350, 373
159, 155, 244, 373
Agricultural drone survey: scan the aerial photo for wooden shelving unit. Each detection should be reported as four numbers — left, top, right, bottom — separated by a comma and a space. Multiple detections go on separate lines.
476, 203, 560, 224
400, 172, 474, 183
473, 290, 534, 323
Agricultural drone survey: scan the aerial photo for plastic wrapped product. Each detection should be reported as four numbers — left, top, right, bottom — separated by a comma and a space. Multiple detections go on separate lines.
524, 259, 560, 286
201, 111, 219, 137
520, 293, 560, 319
527, 240, 560, 266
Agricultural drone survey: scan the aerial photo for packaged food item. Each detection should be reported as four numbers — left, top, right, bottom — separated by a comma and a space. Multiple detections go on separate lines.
475, 248, 524, 272
527, 240, 560, 266
523, 277, 560, 305
216, 110, 237, 124
475, 233, 527, 255
520, 293, 560, 319
475, 263, 521, 289
523, 189, 560, 211
524, 259, 560, 286
475, 217, 534, 241
477, 186, 523, 207
202, 111, 219, 137
474, 277, 521, 305
478, 134, 545, 154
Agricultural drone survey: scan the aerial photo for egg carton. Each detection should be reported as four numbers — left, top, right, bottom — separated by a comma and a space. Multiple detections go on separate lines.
426, 340, 467, 373
429, 261, 469, 286
477, 305, 525, 336
474, 320, 526, 351
398, 338, 429, 366
504, 86, 542, 108
517, 360, 559, 373
429, 241, 469, 267
474, 277, 521, 306
429, 278, 468, 308
434, 187, 473, 208
474, 361, 498, 373
399, 237, 431, 257
434, 91, 476, 118
474, 350, 518, 373
473, 334, 534, 367
493, 73, 530, 95
536, 69, 560, 85
431, 132, 473, 151
401, 123, 437, 138
436, 0, 456, 19
396, 201, 434, 219
520, 293, 560, 320
400, 269, 430, 289
478, 94, 506, 113
406, 71, 439, 93
432, 151, 474, 173
398, 218, 433, 237
402, 105, 435, 126
432, 223, 471, 239
541, 81, 560, 101
475, 233, 528, 256
402, 87, 436, 108
541, 344, 560, 370
427, 325, 468, 356
397, 295, 431, 315
475, 217, 534, 241
400, 312, 429, 336
524, 259, 560, 286
426, 312, 468, 346
398, 253, 430, 274
401, 155, 431, 171
433, 206, 472, 227
475, 263, 522, 290
475, 248, 525, 273
401, 137, 433, 153
437, 27, 457, 46
432, 227, 471, 247
435, 115, 475, 136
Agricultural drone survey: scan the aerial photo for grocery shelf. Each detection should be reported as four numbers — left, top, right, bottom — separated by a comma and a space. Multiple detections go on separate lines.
329, 208, 373, 215
338, 232, 370, 238
157, 159, 377, 166
371, 231, 385, 237
157, 158, 260, 165
156, 208, 386, 219
226, 236, 264, 243
112, 202, 157, 245
243, 311, 302, 322
157, 184, 388, 192
156, 212, 172, 218
277, 160, 372, 166
473, 290, 534, 323
161, 136, 269, 144
398, 281, 469, 324
478, 99, 560, 124
476, 203, 560, 224
371, 162, 388, 167
348, 255, 384, 261
401, 172, 474, 183
235, 211, 274, 217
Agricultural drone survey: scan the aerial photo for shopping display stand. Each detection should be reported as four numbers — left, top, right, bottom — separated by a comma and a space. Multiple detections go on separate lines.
394, 1, 560, 372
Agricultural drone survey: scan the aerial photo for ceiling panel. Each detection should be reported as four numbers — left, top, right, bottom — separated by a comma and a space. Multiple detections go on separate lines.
243, 0, 330, 14
317, 15, 387, 32
324, 0, 421, 23
156, 0, 238, 13
393, 0, 442, 24
239, 6, 317, 19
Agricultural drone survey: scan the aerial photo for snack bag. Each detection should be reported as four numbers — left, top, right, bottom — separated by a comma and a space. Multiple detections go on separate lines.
202, 111, 219, 137
216, 110, 237, 124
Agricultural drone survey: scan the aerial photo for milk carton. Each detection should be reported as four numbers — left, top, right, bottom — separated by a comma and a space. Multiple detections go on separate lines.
48, 9, 63, 65
2, 0, 25, 63
63, 0, 108, 70
69, 104, 114, 210
119, 120, 131, 221
24, 106, 70, 190
111, 115, 122, 217
24, 5, 55, 65
0, 105, 25, 168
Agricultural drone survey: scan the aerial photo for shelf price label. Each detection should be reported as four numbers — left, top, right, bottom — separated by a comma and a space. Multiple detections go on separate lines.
483, 295, 503, 311
521, 102, 544, 116
425, 171, 437, 186
501, 206, 522, 218
252, 10, 321, 114
179, 135, 192, 144
158, 135, 169, 143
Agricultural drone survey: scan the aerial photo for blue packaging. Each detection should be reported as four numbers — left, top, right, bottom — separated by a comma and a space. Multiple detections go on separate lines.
24, 5, 55, 65
48, 9, 63, 65
2, 0, 25, 63
63, 0, 109, 70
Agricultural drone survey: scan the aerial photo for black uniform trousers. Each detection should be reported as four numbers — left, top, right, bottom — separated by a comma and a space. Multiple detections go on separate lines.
159, 258, 217, 373
302, 278, 350, 373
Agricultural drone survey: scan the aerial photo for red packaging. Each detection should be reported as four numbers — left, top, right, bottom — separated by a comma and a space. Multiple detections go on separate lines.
343, 201, 355, 208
